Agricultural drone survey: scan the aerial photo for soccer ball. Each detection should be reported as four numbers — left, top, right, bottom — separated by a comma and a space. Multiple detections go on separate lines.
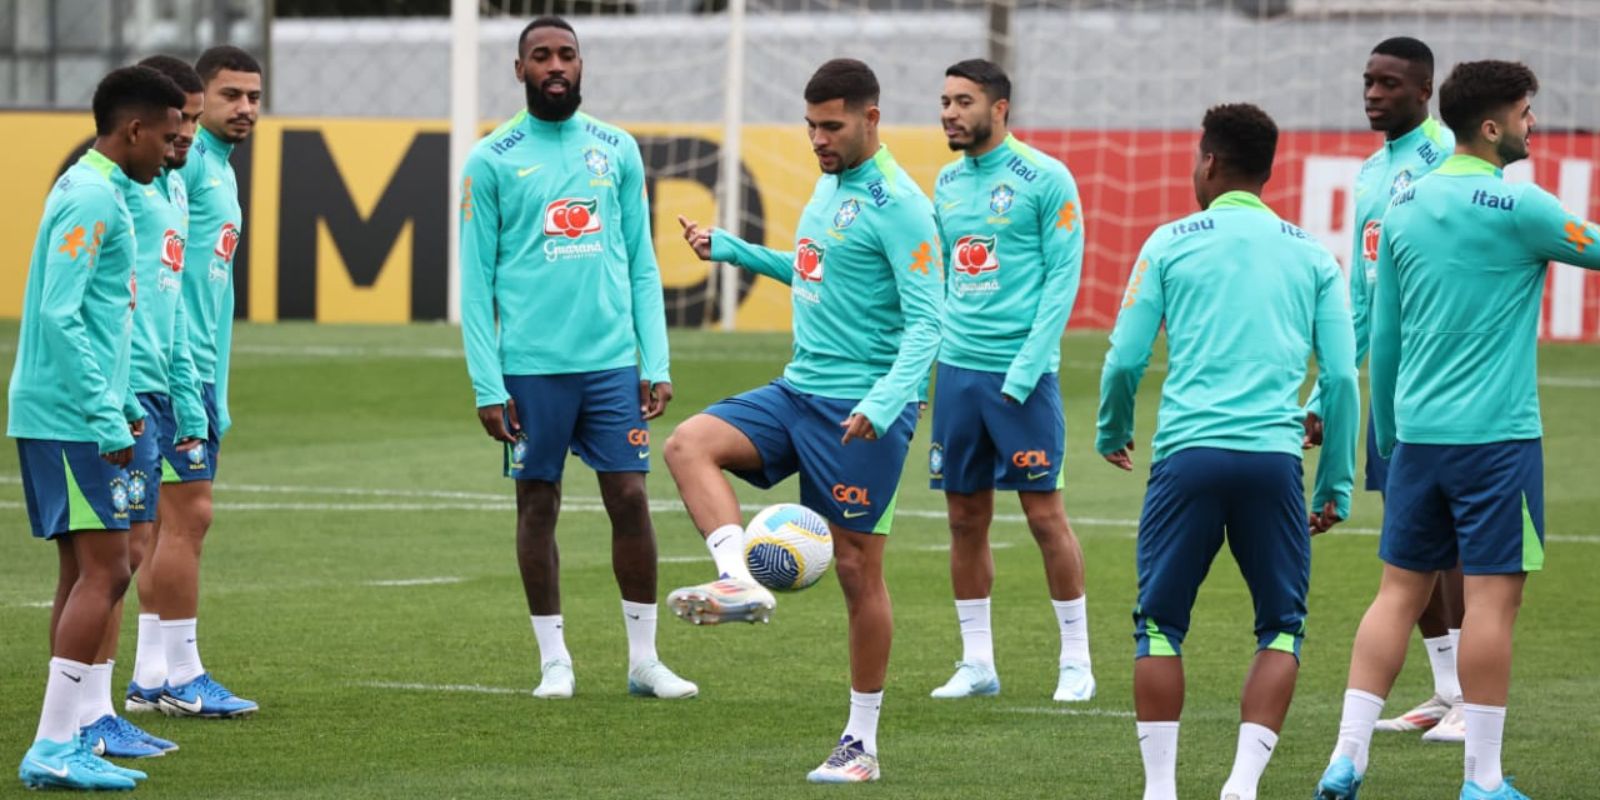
743, 503, 833, 591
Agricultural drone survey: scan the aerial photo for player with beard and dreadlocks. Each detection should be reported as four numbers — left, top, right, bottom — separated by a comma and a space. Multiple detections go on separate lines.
458, 15, 692, 701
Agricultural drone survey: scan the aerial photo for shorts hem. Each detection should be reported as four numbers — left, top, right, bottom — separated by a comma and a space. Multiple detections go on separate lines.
1379, 552, 1454, 573
1462, 561, 1541, 576
995, 480, 1061, 493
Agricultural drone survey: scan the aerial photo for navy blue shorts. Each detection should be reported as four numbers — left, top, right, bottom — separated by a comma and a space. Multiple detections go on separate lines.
704, 379, 918, 534
1380, 439, 1544, 575
1132, 447, 1309, 660
929, 363, 1064, 493
502, 367, 649, 482
16, 439, 132, 539
1365, 409, 1390, 493
159, 384, 220, 484
135, 392, 213, 515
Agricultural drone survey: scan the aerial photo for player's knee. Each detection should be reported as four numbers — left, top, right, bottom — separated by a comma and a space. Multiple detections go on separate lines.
1023, 507, 1069, 545
81, 558, 133, 600
600, 477, 650, 520
662, 425, 703, 473
946, 499, 989, 541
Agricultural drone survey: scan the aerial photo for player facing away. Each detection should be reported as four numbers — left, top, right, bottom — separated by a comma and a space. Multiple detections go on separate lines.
926, 59, 1094, 702
130, 45, 262, 720
72, 54, 208, 761
10, 65, 183, 791
459, 17, 693, 702
1098, 104, 1359, 800
1314, 61, 1600, 800
669, 59, 943, 783
1303, 36, 1466, 743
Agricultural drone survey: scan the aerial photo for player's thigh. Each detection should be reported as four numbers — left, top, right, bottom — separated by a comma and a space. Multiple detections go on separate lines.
1133, 448, 1229, 657
1222, 451, 1311, 657
502, 373, 584, 483
17, 439, 132, 540
929, 363, 999, 493
793, 393, 918, 535
698, 381, 802, 488
571, 366, 652, 475
1379, 443, 1458, 573
1442, 439, 1544, 576
986, 370, 1065, 493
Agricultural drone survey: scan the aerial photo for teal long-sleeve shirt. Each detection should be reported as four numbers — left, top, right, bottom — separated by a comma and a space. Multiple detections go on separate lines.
459, 111, 670, 407
934, 134, 1083, 401
1370, 153, 1600, 455
176, 125, 242, 437
709, 146, 945, 436
7, 149, 141, 453
126, 169, 207, 442
1097, 191, 1359, 518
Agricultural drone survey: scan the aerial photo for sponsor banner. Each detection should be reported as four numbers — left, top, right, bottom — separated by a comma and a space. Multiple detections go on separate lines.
1, 113, 1596, 338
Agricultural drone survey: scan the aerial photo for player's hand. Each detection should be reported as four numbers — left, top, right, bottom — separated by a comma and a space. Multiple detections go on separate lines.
175, 437, 203, 452
1309, 501, 1343, 535
1102, 441, 1135, 471
102, 446, 133, 468
1002, 392, 1020, 405
1302, 412, 1324, 450
129, 419, 145, 438
641, 381, 673, 421
677, 215, 713, 261
917, 401, 928, 420
839, 413, 877, 445
478, 400, 520, 444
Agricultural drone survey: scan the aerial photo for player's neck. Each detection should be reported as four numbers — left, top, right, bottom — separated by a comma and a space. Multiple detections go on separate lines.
964, 129, 1009, 159
1203, 181, 1265, 207
198, 123, 234, 151
843, 137, 882, 172
1454, 142, 1506, 169
90, 137, 132, 176
1385, 114, 1426, 142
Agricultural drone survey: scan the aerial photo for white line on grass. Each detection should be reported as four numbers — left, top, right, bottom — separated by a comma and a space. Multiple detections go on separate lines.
364, 577, 465, 587
353, 681, 522, 695
999, 706, 1137, 718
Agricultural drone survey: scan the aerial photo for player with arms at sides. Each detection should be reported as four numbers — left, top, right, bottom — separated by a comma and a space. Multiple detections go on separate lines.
1315, 60, 1600, 800
130, 45, 262, 720
11, 65, 184, 791
1303, 36, 1466, 743
459, 17, 693, 702
1097, 104, 1358, 800
671, 58, 943, 783
926, 58, 1094, 703
73, 54, 208, 761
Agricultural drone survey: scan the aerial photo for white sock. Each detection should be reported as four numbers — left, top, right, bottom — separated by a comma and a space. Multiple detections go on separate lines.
955, 598, 993, 666
1332, 689, 1385, 774
36, 658, 90, 744
78, 661, 116, 727
622, 601, 658, 667
1424, 634, 1461, 703
1137, 720, 1180, 800
842, 689, 882, 755
161, 618, 204, 686
530, 614, 571, 665
1463, 703, 1506, 791
1052, 596, 1091, 666
1220, 722, 1278, 799
132, 614, 166, 688
706, 524, 752, 582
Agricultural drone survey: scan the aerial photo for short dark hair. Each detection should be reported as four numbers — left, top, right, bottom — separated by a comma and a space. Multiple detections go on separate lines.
1440, 60, 1539, 141
519, 16, 577, 57
1200, 103, 1279, 182
804, 58, 879, 109
1371, 36, 1435, 74
194, 45, 261, 84
945, 59, 1011, 105
138, 54, 203, 94
92, 65, 185, 136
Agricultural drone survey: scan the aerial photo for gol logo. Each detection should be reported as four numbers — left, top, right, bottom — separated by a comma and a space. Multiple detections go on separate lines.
213, 222, 239, 262
1361, 220, 1381, 263
1012, 450, 1051, 468
832, 484, 870, 506
544, 198, 602, 239
626, 428, 650, 447
160, 229, 185, 272
953, 234, 999, 276
794, 238, 825, 282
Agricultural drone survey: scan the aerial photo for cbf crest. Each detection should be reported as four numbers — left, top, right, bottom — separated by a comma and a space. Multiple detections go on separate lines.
1390, 169, 1412, 196
989, 184, 1016, 215
833, 198, 862, 230
583, 147, 611, 178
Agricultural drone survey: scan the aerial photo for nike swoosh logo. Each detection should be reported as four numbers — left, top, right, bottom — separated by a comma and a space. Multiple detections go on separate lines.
711, 536, 731, 548
1137, 735, 1149, 743
186, 638, 197, 644
61, 671, 81, 683
166, 694, 204, 713
1436, 646, 1452, 653
90, 737, 106, 755
637, 450, 650, 459
941, 201, 961, 210
1259, 740, 1274, 752
958, 618, 974, 625
517, 165, 543, 178
209, 178, 221, 187
626, 614, 641, 620
1061, 617, 1080, 625
1028, 471, 1049, 480
28, 760, 70, 779
843, 510, 869, 519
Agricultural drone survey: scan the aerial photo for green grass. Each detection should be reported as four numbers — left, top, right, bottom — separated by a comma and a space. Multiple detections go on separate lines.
2, 322, 1598, 798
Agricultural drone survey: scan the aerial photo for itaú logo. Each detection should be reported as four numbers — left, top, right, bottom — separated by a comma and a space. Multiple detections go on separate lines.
544, 198, 601, 239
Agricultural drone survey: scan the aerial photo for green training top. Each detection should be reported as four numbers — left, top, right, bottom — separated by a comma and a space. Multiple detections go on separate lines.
176, 125, 242, 436
126, 168, 207, 441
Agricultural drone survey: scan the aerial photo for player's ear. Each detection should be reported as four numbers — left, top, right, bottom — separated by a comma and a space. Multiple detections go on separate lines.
864, 104, 880, 128
514, 58, 526, 83
993, 98, 1009, 125
1482, 117, 1500, 145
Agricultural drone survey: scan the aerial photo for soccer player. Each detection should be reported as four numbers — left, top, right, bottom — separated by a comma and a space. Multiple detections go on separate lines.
73, 54, 208, 760
925, 58, 1094, 702
1315, 60, 1600, 800
11, 65, 183, 791
1098, 104, 1358, 800
1303, 36, 1466, 743
135, 45, 262, 719
459, 16, 693, 702
669, 58, 943, 783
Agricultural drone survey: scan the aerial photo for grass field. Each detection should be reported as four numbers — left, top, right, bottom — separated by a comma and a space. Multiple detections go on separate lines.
1, 321, 1598, 799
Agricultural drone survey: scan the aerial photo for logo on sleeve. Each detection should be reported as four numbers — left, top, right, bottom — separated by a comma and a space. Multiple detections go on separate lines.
909, 240, 938, 276
1564, 219, 1596, 254
1361, 220, 1381, 263
833, 198, 861, 230
1121, 259, 1151, 309
544, 198, 602, 239
58, 226, 88, 260
953, 235, 999, 276
794, 238, 826, 282
1056, 200, 1078, 231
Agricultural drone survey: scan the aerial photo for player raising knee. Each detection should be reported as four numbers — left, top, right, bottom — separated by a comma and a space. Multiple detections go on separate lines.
926, 59, 1094, 703
1098, 104, 1359, 800
1315, 60, 1600, 800
668, 58, 942, 783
